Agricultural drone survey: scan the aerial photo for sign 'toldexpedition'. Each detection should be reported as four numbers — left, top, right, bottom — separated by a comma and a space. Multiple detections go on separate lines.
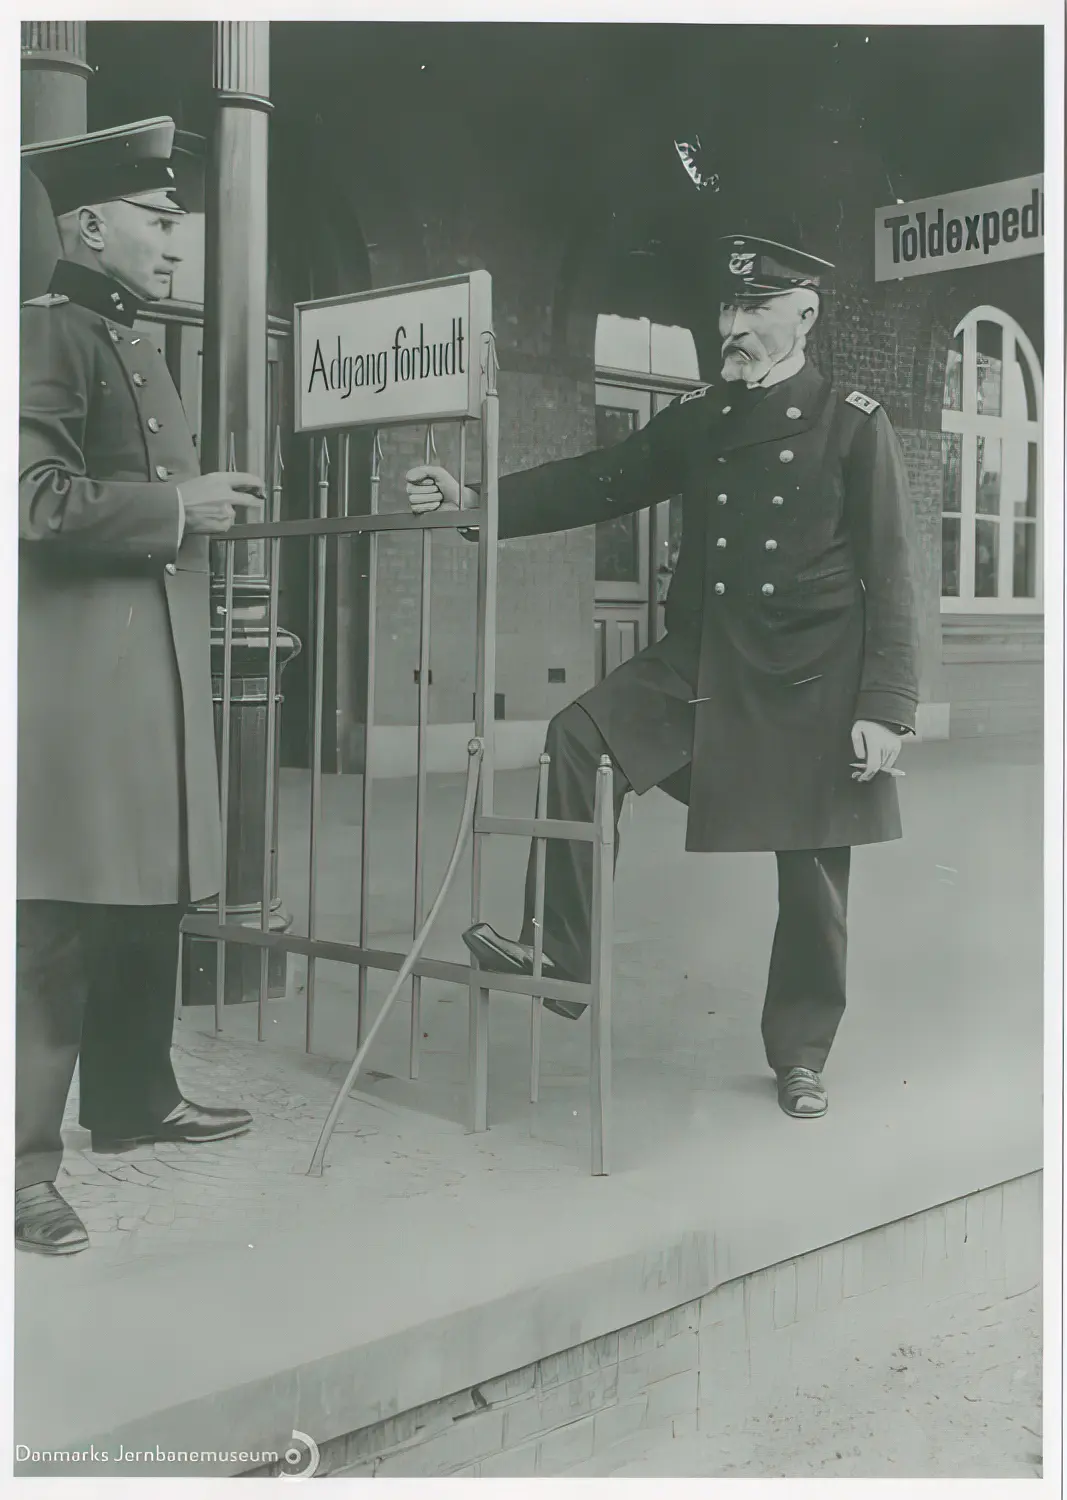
294, 271, 492, 432
874, 175, 1043, 282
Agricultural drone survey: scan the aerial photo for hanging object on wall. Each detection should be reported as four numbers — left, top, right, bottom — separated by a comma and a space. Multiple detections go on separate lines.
673, 135, 720, 194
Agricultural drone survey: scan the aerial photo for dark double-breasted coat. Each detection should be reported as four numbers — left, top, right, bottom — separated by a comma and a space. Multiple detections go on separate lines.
19, 263, 221, 905
494, 360, 919, 853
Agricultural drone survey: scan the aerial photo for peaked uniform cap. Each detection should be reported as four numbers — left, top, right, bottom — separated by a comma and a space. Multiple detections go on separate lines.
716, 235, 834, 300
21, 117, 186, 217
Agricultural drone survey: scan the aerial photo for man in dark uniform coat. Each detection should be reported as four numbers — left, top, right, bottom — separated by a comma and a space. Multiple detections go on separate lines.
407, 235, 919, 1122
17, 119, 266, 1255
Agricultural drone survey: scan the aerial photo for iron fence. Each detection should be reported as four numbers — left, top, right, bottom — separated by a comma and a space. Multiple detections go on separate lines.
180, 339, 616, 1176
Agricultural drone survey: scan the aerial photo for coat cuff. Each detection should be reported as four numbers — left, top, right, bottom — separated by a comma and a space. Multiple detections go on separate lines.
854, 689, 918, 733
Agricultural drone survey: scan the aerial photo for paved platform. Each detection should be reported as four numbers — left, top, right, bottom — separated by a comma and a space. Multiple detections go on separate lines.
14, 733, 1043, 1474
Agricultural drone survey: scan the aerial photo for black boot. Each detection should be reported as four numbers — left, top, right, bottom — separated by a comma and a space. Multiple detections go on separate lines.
90, 1099, 253, 1153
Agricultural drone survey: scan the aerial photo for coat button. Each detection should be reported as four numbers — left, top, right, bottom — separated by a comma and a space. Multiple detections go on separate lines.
765, 539, 778, 551
717, 493, 728, 504
772, 495, 785, 506
721, 405, 732, 415
779, 449, 794, 463
761, 583, 775, 596
786, 406, 802, 419
164, 563, 177, 576
133, 373, 146, 387
714, 582, 726, 595
155, 464, 170, 480
717, 456, 727, 464
716, 537, 727, 548
147, 417, 161, 433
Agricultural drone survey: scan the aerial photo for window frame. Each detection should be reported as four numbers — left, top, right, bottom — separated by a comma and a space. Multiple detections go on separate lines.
940, 305, 1043, 617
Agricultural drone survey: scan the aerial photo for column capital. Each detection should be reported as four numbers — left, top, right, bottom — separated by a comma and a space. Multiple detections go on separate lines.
21, 22, 92, 81
212, 20, 271, 107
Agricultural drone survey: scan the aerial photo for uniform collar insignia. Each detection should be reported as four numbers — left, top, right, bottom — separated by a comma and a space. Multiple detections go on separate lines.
48, 260, 143, 327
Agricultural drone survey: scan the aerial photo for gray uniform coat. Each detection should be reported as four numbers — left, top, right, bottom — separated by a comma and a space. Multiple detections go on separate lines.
19, 264, 221, 905
494, 361, 919, 853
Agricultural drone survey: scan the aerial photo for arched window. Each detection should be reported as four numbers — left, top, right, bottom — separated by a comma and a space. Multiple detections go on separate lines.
941, 306, 1042, 614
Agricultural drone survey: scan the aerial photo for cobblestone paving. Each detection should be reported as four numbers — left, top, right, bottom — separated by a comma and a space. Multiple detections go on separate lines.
57, 1025, 568, 1266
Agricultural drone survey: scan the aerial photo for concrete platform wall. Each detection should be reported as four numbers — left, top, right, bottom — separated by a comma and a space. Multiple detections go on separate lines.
246, 1171, 1041, 1479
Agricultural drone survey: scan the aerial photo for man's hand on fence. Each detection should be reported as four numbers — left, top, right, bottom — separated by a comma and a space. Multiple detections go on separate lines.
180, 472, 266, 535
405, 465, 477, 515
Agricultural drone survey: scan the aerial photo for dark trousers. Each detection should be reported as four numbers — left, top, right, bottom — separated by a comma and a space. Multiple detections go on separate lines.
15, 901, 183, 1190
518, 703, 851, 1073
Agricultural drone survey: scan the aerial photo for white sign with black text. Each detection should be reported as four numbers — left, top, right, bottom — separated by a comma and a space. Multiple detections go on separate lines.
874, 175, 1043, 282
294, 271, 493, 432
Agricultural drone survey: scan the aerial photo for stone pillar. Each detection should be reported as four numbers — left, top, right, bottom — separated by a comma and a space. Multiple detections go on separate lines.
21, 22, 91, 144
21, 23, 90, 296
184, 21, 300, 1007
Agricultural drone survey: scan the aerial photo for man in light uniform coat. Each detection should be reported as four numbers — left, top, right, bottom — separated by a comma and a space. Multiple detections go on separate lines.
17, 119, 264, 1255
407, 235, 919, 1121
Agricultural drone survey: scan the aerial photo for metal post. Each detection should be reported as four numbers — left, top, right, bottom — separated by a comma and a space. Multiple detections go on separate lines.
468, 336, 499, 1133
174, 927, 185, 1021
647, 501, 660, 649
257, 430, 284, 1040
215, 437, 238, 1034
335, 431, 352, 769
410, 425, 436, 1080
188, 24, 298, 1011
357, 431, 382, 1046
529, 752, 550, 1103
589, 755, 614, 1176
305, 437, 330, 1052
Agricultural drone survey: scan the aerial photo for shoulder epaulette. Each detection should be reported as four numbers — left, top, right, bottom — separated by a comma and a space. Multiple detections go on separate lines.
21, 293, 70, 309
679, 384, 711, 406
845, 390, 880, 415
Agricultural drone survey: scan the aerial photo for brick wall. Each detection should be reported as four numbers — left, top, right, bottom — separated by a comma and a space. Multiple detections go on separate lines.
245, 1172, 1040, 1478
941, 663, 1044, 738
332, 136, 599, 733
897, 427, 947, 703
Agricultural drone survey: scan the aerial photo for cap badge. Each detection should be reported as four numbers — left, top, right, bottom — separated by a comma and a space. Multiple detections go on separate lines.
729, 252, 755, 277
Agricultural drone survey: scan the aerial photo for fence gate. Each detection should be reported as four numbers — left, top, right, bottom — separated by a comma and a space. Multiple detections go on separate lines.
180, 273, 616, 1176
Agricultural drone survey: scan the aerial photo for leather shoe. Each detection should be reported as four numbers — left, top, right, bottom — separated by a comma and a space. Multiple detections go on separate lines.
462, 923, 588, 1020
16, 1183, 89, 1256
90, 1098, 253, 1153
775, 1067, 828, 1118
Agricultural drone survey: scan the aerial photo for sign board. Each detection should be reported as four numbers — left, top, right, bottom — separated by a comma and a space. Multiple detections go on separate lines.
874, 175, 1043, 282
294, 271, 492, 433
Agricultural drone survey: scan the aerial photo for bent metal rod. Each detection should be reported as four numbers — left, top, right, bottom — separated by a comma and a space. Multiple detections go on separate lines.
307, 738, 485, 1176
